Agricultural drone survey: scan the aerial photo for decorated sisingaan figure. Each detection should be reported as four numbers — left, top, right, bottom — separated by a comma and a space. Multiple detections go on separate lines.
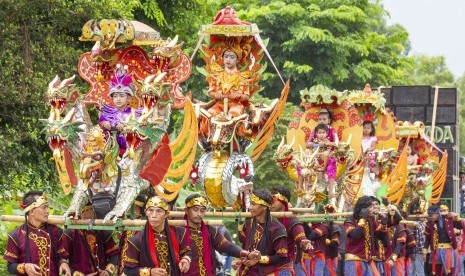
208, 39, 253, 115
201, 36, 259, 138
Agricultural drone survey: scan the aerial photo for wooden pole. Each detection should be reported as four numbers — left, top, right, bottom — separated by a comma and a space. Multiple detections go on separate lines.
0, 215, 223, 226
168, 211, 294, 218
175, 206, 346, 214
430, 86, 439, 142
330, 219, 418, 228
295, 212, 352, 218
407, 214, 428, 219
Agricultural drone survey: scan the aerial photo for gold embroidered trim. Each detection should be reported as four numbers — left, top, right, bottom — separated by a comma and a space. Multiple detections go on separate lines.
363, 222, 370, 260
29, 232, 49, 276
4, 251, 18, 259
190, 231, 207, 276
123, 254, 138, 264
294, 232, 305, 241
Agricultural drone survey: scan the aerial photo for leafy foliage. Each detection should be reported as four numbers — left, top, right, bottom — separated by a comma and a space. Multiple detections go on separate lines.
226, 0, 412, 103
399, 54, 455, 86
0, 0, 202, 194
249, 94, 300, 194
455, 73, 465, 156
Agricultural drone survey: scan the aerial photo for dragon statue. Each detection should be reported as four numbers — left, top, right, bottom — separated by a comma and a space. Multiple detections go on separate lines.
275, 134, 355, 210
43, 19, 196, 221
42, 75, 92, 194
189, 6, 290, 210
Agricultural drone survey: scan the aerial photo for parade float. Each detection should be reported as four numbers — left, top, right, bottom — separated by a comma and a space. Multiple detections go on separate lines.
42, 18, 198, 223
280, 83, 448, 214
1, 8, 447, 231
188, 6, 289, 210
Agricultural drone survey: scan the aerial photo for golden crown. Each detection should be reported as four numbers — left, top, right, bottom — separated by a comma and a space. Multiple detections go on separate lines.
145, 196, 169, 211
251, 193, 271, 208
272, 192, 289, 204
23, 194, 48, 214
186, 196, 210, 208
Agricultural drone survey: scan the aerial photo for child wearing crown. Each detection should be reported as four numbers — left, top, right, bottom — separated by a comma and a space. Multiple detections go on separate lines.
99, 64, 140, 155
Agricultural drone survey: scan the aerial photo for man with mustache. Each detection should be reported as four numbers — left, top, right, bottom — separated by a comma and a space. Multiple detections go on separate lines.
178, 194, 260, 275
3, 191, 71, 276
122, 196, 191, 276
236, 189, 288, 275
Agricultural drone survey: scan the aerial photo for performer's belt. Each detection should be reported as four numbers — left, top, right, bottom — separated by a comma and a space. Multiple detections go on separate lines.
345, 253, 368, 262
438, 243, 452, 249
372, 257, 385, 262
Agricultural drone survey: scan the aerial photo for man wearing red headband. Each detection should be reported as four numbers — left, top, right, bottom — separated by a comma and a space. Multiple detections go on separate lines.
179, 194, 260, 275
236, 189, 288, 275
3, 191, 71, 276
270, 186, 311, 275
122, 196, 191, 276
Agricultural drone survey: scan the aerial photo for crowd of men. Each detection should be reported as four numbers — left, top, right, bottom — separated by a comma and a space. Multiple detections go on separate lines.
3, 188, 465, 276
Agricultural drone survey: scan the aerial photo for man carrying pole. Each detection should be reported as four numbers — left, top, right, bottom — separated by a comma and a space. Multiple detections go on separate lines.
344, 195, 387, 275
270, 186, 311, 275
424, 203, 463, 275
122, 196, 191, 276
236, 189, 288, 275
179, 194, 260, 275
60, 202, 119, 275
3, 190, 71, 276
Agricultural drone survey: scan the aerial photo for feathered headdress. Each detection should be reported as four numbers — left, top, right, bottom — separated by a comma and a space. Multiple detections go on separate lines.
109, 63, 135, 96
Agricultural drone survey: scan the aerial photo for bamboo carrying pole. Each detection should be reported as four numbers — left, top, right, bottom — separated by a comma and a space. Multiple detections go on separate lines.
168, 211, 294, 218
330, 219, 418, 228
175, 206, 330, 214
0, 215, 224, 226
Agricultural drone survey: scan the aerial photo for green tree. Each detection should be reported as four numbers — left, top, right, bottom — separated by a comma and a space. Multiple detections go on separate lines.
214, 0, 413, 103
0, 0, 202, 193
249, 94, 301, 193
400, 54, 455, 86
456, 72, 465, 156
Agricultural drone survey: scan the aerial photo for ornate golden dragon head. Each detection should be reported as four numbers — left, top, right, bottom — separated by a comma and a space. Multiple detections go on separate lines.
80, 19, 134, 62
333, 134, 354, 163
274, 136, 296, 170
123, 73, 171, 159
47, 75, 80, 119
80, 127, 118, 188
151, 35, 184, 70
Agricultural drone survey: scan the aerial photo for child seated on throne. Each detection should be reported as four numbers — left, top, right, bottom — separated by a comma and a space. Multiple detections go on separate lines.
99, 64, 141, 156
305, 123, 337, 202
